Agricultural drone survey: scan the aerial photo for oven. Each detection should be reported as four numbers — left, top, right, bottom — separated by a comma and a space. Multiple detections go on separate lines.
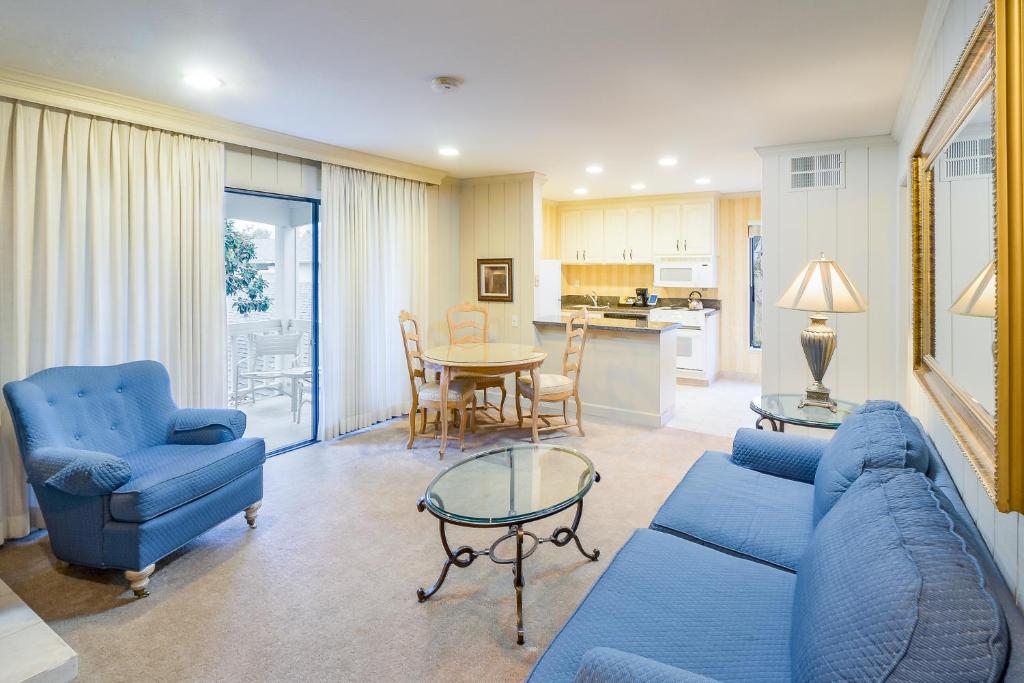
675, 325, 705, 371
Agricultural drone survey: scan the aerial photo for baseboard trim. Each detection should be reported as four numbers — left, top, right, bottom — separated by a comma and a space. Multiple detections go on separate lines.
581, 401, 669, 428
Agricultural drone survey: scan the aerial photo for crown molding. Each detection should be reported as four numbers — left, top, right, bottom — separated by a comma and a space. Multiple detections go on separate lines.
0, 67, 447, 185
755, 134, 896, 157
892, 0, 953, 142
455, 172, 547, 186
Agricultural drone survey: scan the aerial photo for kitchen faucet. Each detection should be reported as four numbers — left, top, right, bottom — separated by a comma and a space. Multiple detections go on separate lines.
588, 290, 599, 307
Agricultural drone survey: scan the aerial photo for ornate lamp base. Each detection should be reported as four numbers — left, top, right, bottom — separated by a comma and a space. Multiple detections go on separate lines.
798, 315, 838, 413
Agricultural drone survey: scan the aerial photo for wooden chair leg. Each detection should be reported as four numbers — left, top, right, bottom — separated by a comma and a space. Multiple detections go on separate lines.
407, 408, 417, 449
457, 406, 468, 450
498, 383, 507, 423
563, 400, 569, 425
575, 394, 585, 436
470, 395, 477, 432
515, 385, 524, 427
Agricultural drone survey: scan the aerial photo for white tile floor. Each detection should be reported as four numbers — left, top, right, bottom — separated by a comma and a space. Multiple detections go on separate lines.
667, 378, 762, 438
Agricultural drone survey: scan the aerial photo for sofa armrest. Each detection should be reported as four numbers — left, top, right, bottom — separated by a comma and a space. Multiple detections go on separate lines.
573, 648, 720, 683
168, 408, 246, 445
28, 447, 132, 496
730, 428, 827, 483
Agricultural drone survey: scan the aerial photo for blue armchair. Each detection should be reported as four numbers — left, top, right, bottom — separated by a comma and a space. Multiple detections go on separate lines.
3, 361, 266, 597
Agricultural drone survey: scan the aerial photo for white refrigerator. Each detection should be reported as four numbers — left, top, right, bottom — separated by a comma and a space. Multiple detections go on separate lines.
533, 259, 563, 318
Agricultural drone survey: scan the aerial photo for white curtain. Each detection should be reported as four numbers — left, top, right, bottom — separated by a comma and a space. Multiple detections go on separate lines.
320, 164, 428, 438
0, 98, 226, 540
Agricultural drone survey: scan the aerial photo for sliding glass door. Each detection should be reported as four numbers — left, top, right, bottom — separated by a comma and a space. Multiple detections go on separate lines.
224, 189, 319, 453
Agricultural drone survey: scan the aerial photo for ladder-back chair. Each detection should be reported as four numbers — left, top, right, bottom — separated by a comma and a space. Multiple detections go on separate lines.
446, 302, 507, 422
515, 309, 589, 436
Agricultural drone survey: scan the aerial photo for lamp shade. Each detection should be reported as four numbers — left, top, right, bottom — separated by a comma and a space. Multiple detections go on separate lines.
776, 253, 868, 313
950, 259, 995, 317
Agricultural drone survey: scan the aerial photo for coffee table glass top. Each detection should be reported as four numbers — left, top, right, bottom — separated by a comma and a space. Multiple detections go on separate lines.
424, 444, 595, 525
421, 343, 545, 367
751, 393, 859, 429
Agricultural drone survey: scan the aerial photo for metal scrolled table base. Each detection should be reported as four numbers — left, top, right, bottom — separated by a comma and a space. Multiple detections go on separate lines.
416, 473, 601, 645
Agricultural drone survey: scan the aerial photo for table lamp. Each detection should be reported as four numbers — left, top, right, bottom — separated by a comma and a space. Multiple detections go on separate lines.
950, 259, 995, 317
776, 253, 868, 411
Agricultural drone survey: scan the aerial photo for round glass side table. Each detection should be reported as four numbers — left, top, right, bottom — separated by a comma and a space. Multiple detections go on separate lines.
750, 393, 859, 432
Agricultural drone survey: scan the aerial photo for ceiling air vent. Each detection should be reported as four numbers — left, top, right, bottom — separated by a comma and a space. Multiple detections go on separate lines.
787, 151, 844, 191
939, 136, 993, 181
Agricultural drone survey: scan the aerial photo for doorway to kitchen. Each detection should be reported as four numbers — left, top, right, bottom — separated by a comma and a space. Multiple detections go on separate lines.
224, 188, 320, 454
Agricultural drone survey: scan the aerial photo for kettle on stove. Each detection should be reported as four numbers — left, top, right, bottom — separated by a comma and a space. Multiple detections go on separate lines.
687, 290, 704, 310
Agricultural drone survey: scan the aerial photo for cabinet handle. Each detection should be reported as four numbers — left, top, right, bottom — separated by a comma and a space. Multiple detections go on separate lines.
630, 249, 633, 259
583, 250, 587, 260
576, 250, 580, 260
622, 249, 626, 260
676, 239, 680, 251
684, 239, 688, 251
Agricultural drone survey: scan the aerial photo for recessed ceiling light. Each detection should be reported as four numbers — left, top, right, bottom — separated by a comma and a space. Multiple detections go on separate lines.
658, 156, 678, 167
695, 177, 711, 185
631, 182, 646, 190
438, 146, 460, 157
585, 164, 603, 175
183, 70, 223, 91
574, 187, 588, 196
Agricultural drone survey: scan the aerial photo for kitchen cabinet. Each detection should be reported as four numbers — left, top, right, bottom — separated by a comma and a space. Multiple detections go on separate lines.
653, 205, 681, 256
627, 207, 653, 262
604, 208, 628, 263
561, 210, 582, 264
581, 209, 604, 263
652, 200, 716, 256
681, 202, 714, 255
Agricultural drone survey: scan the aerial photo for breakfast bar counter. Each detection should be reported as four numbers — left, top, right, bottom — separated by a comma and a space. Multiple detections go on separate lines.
533, 315, 678, 427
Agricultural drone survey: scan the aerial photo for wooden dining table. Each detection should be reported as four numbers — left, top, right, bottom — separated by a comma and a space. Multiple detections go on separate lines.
421, 342, 547, 457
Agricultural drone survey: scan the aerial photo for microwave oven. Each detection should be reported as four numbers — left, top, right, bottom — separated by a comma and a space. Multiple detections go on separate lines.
653, 257, 717, 288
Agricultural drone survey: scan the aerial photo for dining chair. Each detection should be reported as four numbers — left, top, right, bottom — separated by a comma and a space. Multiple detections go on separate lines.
515, 309, 589, 436
446, 302, 507, 422
400, 311, 476, 451
234, 332, 303, 407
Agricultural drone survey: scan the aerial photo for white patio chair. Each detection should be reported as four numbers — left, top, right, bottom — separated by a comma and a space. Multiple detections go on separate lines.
233, 332, 303, 407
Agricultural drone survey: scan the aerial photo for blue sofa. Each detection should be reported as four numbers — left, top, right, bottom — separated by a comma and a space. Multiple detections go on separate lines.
3, 361, 266, 597
529, 401, 1024, 682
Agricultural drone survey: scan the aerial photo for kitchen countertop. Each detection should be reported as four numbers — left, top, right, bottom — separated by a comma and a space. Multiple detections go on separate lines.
534, 315, 680, 334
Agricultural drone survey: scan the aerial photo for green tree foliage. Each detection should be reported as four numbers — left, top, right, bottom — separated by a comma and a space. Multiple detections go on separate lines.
225, 220, 272, 315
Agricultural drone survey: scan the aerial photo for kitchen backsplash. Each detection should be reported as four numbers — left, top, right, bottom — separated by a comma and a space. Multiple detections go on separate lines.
561, 294, 721, 310
560, 263, 719, 300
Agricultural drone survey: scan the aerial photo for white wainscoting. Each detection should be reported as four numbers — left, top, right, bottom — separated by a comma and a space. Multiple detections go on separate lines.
758, 136, 899, 405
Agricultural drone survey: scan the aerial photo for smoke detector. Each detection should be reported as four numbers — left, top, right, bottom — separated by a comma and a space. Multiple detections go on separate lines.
431, 76, 462, 93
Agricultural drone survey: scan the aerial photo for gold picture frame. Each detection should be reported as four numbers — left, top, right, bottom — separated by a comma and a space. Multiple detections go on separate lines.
911, 1, 1024, 512
476, 258, 514, 303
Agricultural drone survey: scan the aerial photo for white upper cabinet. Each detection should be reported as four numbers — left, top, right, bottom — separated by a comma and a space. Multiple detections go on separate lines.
604, 209, 629, 263
561, 210, 582, 264
628, 207, 653, 262
681, 201, 715, 255
581, 209, 604, 263
652, 199, 716, 256
653, 205, 682, 255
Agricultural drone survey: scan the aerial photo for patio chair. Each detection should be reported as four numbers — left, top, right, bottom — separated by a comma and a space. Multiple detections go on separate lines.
233, 332, 303, 407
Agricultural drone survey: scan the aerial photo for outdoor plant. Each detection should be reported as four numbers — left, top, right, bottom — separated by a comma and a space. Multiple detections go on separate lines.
225, 219, 272, 315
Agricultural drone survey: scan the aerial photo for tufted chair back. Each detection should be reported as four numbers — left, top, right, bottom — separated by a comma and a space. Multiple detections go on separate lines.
3, 360, 178, 459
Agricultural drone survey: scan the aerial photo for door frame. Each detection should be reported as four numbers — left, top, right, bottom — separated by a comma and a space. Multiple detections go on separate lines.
225, 187, 321, 456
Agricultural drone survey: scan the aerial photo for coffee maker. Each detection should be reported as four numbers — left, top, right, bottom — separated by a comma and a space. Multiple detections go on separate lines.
634, 287, 649, 307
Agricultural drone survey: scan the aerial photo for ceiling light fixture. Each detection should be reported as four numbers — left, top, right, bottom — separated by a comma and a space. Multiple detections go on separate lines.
183, 70, 224, 91
658, 156, 678, 167
574, 187, 588, 196
431, 76, 463, 93
585, 164, 603, 175
631, 182, 646, 190
438, 146, 460, 157
695, 177, 711, 185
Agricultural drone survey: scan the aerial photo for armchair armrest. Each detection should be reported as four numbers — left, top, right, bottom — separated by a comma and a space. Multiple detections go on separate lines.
729, 428, 827, 483
28, 447, 132, 496
574, 648, 720, 683
168, 408, 246, 445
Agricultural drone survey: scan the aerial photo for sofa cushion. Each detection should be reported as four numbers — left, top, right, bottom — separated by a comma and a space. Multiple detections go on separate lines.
812, 406, 927, 523
109, 438, 265, 523
650, 451, 813, 571
853, 400, 931, 472
793, 468, 1008, 682
528, 528, 795, 683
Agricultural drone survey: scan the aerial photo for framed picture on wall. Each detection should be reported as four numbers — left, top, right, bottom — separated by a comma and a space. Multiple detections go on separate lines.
477, 258, 513, 302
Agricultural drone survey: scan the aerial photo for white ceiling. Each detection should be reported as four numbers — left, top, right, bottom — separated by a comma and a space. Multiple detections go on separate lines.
0, 0, 927, 200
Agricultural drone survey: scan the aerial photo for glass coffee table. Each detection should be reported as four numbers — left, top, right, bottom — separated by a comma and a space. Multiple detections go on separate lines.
416, 444, 600, 644
750, 393, 859, 432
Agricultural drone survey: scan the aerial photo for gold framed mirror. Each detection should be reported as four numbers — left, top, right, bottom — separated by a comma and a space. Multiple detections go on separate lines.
911, 1, 1024, 512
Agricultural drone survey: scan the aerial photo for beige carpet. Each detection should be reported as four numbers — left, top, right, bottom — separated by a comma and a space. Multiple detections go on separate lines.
0, 416, 729, 682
